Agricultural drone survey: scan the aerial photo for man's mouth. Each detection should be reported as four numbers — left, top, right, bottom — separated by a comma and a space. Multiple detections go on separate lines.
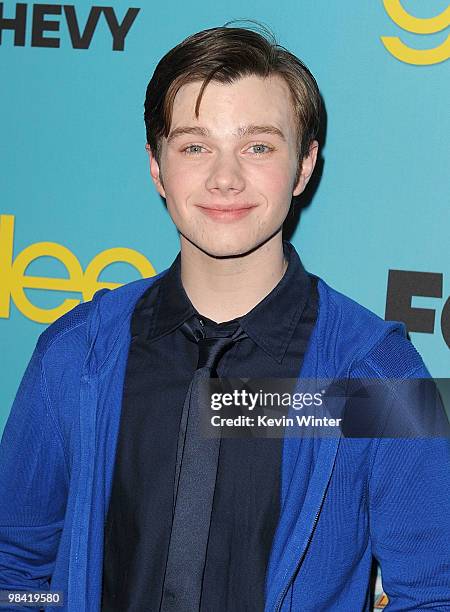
196, 204, 257, 222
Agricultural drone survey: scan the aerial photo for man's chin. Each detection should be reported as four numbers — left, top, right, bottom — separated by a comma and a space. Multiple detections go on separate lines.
198, 244, 254, 260
181, 234, 262, 260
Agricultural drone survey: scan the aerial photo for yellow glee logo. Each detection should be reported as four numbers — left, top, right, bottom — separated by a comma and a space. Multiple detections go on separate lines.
0, 214, 156, 324
381, 0, 450, 65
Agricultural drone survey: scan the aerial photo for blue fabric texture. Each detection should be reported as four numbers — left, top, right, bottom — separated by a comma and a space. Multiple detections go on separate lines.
1, 271, 449, 612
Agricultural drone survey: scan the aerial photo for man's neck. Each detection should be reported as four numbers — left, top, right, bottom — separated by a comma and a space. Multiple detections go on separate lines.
179, 234, 288, 323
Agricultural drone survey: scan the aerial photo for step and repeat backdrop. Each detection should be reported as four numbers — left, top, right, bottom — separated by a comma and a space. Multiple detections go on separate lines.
1, 1, 449, 608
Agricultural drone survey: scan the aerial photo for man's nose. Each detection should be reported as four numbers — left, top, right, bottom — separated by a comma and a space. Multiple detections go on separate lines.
205, 152, 246, 194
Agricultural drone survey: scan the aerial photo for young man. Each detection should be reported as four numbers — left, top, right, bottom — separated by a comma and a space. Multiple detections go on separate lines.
0, 26, 449, 612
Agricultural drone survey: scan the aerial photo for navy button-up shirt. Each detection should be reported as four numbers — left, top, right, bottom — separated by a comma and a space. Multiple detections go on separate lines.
101, 240, 318, 611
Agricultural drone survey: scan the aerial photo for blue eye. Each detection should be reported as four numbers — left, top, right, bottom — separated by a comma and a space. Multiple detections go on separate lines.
249, 144, 272, 155
181, 143, 273, 156
183, 144, 204, 155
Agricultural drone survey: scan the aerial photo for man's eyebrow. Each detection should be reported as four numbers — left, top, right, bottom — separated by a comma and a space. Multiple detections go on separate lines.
167, 124, 286, 143
237, 124, 286, 141
167, 126, 209, 143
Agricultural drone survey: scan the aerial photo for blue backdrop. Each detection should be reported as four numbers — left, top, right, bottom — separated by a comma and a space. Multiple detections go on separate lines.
1, 2, 449, 607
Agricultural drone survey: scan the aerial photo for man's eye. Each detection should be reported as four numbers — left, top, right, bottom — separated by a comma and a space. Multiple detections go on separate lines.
248, 144, 273, 155
182, 144, 205, 155
181, 143, 273, 156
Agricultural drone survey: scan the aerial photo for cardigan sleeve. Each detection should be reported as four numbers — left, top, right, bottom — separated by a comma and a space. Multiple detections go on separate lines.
369, 435, 450, 610
0, 343, 69, 610
352, 331, 450, 610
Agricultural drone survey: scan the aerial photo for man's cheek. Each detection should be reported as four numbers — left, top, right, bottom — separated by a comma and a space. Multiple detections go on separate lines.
165, 165, 192, 183
256, 170, 291, 195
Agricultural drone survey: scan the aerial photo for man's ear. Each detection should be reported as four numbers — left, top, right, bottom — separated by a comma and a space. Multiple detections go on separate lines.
145, 143, 166, 198
293, 140, 319, 197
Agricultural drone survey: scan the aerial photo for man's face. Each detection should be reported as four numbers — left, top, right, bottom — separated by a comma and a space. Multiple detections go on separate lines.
148, 74, 318, 258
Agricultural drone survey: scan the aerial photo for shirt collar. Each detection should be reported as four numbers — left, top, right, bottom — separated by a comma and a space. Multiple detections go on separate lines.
238, 240, 311, 363
137, 240, 311, 364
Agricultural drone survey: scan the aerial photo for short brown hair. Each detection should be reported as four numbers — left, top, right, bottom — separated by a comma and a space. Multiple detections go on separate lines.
144, 23, 321, 171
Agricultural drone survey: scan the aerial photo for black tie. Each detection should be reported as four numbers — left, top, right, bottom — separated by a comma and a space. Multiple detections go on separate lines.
159, 316, 248, 612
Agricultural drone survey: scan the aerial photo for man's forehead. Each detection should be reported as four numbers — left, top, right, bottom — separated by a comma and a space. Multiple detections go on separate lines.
172, 74, 291, 109
168, 75, 296, 139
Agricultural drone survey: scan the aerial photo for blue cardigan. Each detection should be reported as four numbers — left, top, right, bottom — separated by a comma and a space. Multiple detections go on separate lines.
1, 272, 449, 611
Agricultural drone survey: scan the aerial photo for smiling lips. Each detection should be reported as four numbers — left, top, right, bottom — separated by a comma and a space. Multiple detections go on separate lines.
197, 204, 257, 222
